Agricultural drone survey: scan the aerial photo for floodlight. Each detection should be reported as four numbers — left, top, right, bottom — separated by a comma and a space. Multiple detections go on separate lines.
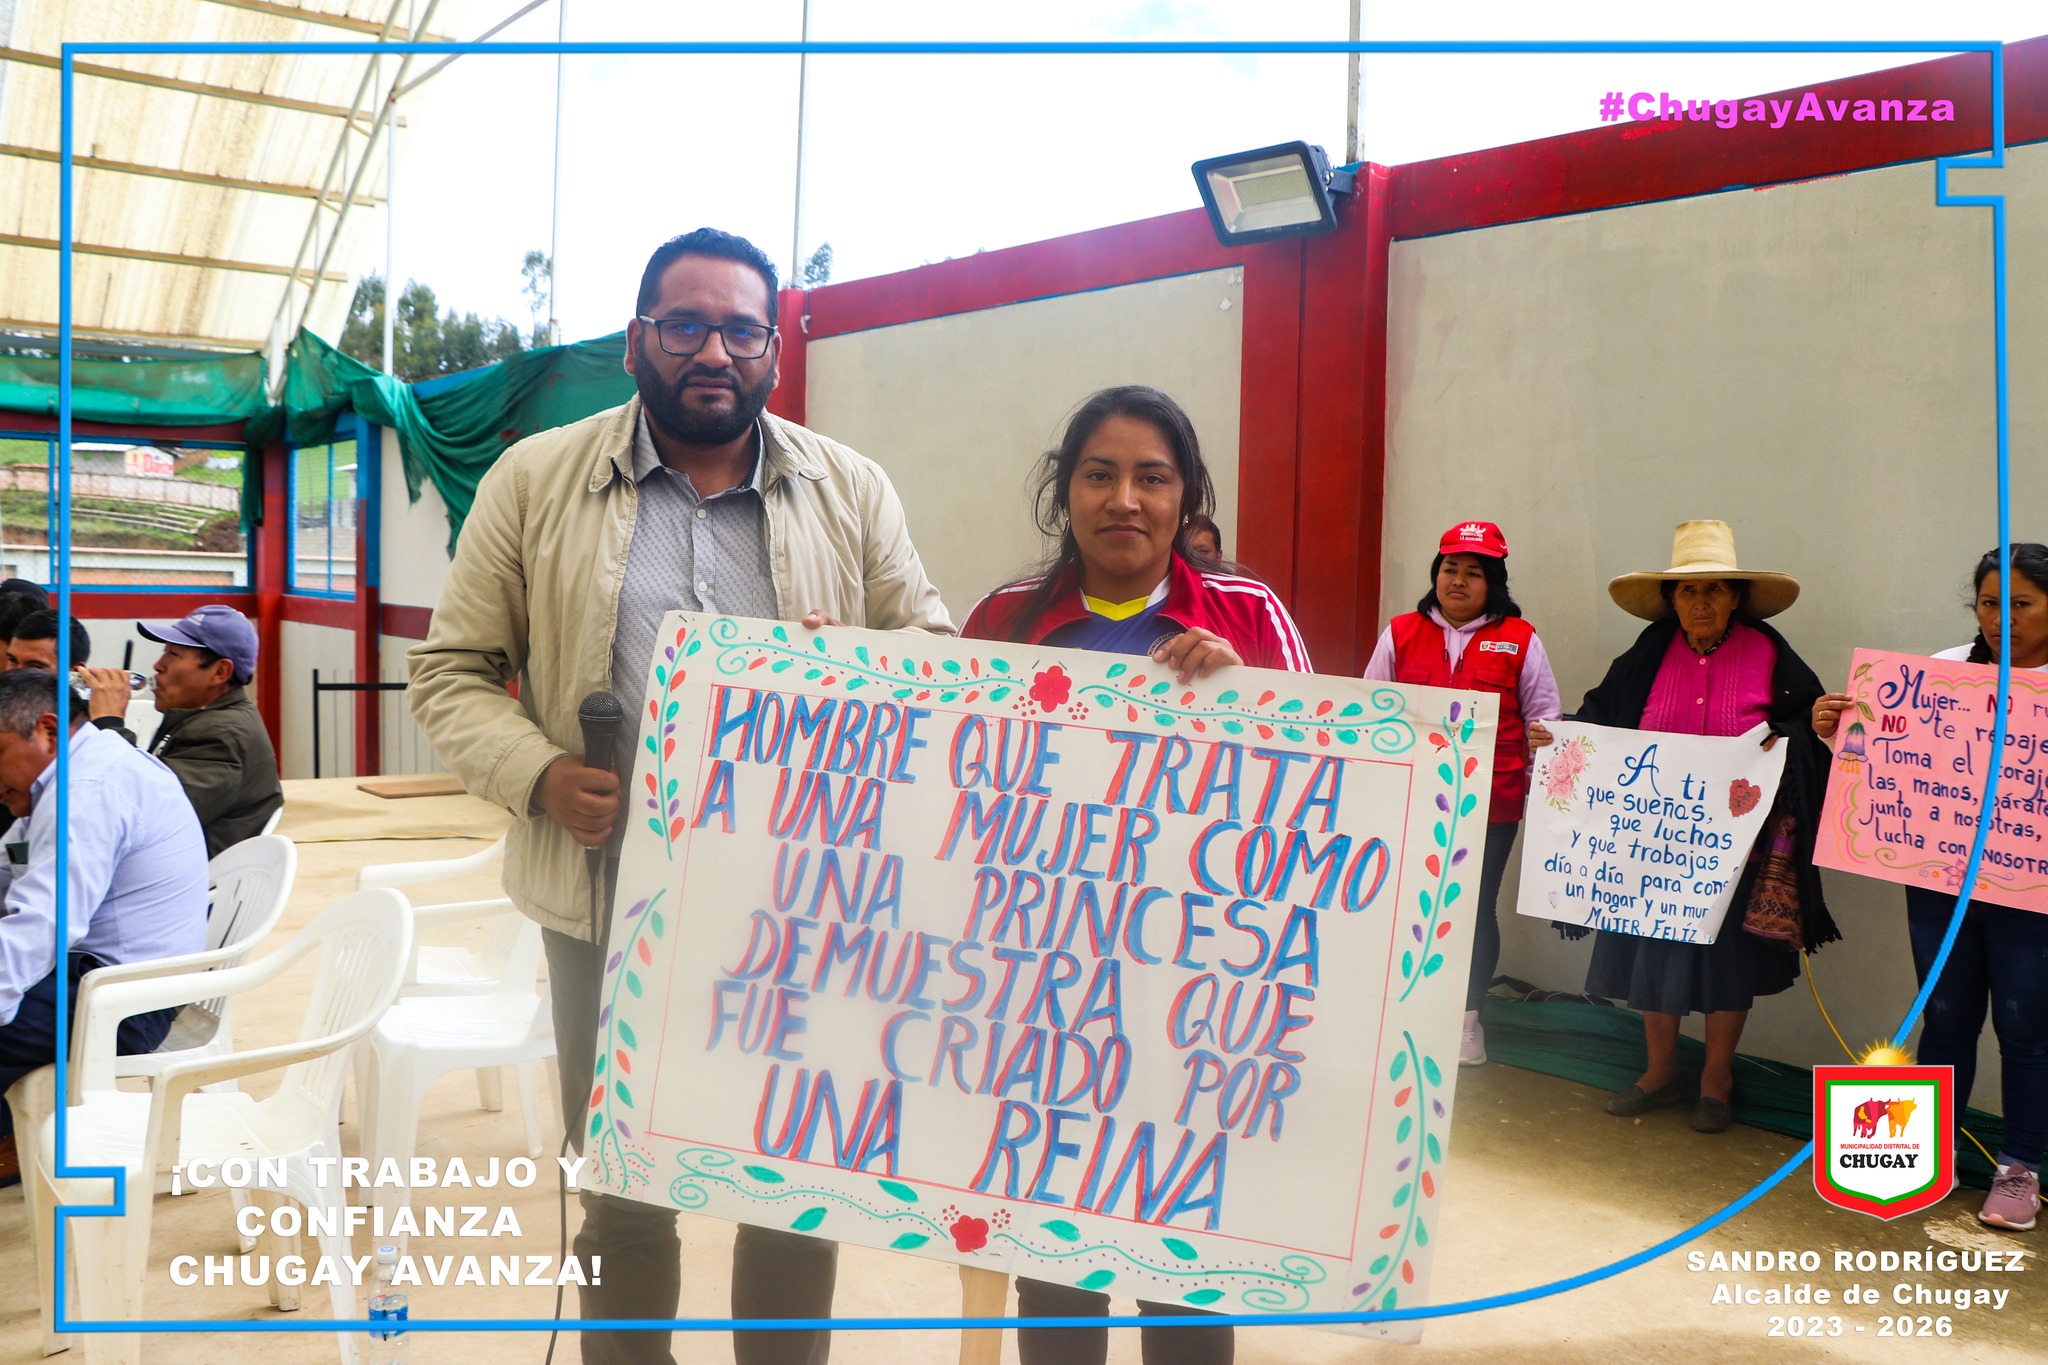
1190, 141, 1357, 246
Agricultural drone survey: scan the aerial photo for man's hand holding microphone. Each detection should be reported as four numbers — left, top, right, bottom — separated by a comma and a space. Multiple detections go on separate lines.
534, 753, 621, 848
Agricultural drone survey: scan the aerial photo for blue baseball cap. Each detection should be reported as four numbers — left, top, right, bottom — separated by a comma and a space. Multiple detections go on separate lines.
139, 605, 258, 685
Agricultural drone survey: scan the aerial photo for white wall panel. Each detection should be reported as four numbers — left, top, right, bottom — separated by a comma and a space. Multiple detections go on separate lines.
380, 425, 453, 611
805, 269, 1245, 623
278, 618, 355, 779
1380, 146, 2048, 1106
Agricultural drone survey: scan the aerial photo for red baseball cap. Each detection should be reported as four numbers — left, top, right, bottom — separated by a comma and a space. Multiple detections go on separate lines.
1439, 521, 1508, 559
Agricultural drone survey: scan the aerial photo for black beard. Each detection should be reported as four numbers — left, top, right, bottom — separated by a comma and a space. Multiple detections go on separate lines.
635, 353, 775, 449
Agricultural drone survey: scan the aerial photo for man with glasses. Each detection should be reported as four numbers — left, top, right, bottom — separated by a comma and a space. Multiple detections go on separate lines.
410, 227, 951, 1365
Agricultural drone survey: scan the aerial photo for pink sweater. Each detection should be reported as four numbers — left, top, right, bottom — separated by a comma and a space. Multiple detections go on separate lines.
1640, 620, 1775, 737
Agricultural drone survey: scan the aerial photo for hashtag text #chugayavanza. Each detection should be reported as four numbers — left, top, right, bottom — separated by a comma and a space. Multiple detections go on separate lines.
1599, 90, 1958, 130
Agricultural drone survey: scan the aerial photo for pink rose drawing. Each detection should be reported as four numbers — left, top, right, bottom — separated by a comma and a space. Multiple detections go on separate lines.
1029, 665, 1072, 712
1728, 778, 1762, 818
1542, 736, 1595, 811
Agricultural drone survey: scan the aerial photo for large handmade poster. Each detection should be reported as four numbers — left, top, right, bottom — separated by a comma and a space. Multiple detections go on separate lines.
587, 612, 1496, 1337
1812, 650, 2048, 913
1514, 721, 1787, 943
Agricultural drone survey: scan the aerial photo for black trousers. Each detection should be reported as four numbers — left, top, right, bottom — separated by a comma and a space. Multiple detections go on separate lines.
1015, 1277, 1233, 1364
0, 953, 176, 1138
546, 924, 837, 1365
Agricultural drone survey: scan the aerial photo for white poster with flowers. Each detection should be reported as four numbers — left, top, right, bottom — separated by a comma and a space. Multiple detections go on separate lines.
1514, 720, 1786, 943
585, 612, 1496, 1338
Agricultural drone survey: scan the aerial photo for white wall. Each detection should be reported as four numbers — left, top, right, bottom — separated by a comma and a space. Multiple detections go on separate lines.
804, 269, 1245, 623
376, 424, 453, 776
278, 620, 357, 779
1379, 146, 2048, 1109
380, 425, 453, 612
378, 635, 440, 776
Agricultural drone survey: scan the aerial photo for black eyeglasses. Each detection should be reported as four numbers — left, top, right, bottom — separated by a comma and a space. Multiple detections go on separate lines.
636, 316, 777, 359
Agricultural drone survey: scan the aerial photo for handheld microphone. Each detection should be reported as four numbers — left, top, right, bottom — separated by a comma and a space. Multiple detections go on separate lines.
578, 689, 625, 777
576, 690, 625, 943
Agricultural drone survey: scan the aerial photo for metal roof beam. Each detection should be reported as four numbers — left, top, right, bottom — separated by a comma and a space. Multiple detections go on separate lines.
0, 45, 379, 123
394, 0, 555, 97
0, 233, 350, 282
200, 0, 451, 42
0, 143, 383, 204
0, 319, 265, 352
275, 0, 446, 351
270, 0, 416, 355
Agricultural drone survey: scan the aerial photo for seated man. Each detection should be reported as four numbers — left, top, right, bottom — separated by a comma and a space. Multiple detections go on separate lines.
111, 606, 280, 859
7, 608, 90, 676
7, 608, 134, 741
0, 581, 49, 647
0, 669, 209, 1181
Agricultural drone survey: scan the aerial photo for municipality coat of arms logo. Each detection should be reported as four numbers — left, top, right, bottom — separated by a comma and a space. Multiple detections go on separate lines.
1813, 1065, 1954, 1219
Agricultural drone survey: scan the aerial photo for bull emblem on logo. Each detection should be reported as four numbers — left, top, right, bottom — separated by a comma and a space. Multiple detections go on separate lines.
1849, 1097, 1918, 1138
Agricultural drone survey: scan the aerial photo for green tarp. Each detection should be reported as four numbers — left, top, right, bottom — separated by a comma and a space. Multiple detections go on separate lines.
0, 348, 270, 427
0, 328, 635, 552
255, 329, 634, 550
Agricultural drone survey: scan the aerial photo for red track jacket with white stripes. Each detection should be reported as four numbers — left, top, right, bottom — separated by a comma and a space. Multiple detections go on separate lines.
960, 553, 1312, 674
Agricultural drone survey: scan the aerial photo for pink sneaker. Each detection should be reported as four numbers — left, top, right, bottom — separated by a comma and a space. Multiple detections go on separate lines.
1459, 1010, 1486, 1067
1979, 1164, 2040, 1232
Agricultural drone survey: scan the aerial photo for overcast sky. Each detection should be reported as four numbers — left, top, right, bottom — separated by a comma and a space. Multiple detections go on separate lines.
376, 0, 2045, 345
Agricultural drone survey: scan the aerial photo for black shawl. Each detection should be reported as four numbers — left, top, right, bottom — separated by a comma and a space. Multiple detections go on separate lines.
1573, 614, 1841, 951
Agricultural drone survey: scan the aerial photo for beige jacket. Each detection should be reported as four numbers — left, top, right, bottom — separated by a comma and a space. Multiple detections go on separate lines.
408, 398, 953, 938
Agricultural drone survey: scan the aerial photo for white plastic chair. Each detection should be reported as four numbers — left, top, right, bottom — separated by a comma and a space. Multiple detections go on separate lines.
31, 888, 412, 1365
352, 837, 548, 1116
260, 806, 284, 838
358, 836, 518, 997
5, 833, 297, 1355
352, 837, 558, 1208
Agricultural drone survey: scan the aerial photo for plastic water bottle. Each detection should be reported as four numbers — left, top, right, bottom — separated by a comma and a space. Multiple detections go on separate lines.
366, 1243, 409, 1363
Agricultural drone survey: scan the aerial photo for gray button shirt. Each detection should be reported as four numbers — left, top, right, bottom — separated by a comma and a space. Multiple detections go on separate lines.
610, 413, 779, 779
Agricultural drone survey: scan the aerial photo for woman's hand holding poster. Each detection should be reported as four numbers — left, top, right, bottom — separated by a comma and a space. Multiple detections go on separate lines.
1515, 721, 1788, 942
1812, 650, 2048, 911
588, 613, 1496, 1339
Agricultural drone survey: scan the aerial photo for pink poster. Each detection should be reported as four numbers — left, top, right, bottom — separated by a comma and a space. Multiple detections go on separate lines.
1812, 649, 2048, 913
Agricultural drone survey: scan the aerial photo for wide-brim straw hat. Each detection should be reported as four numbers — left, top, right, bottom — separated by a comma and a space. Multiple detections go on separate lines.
1608, 520, 1801, 621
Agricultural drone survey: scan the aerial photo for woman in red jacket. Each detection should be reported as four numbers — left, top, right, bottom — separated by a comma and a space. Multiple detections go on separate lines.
962, 386, 1308, 675
962, 384, 1309, 1365
1363, 522, 1562, 1067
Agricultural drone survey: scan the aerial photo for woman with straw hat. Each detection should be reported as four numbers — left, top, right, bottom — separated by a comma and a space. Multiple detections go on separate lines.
1529, 520, 1839, 1134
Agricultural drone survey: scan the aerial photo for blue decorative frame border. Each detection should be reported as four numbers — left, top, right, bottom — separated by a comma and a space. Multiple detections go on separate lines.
46, 34, 2014, 1339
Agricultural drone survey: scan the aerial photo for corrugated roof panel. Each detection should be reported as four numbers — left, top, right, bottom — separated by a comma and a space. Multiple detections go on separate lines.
1, 0, 476, 353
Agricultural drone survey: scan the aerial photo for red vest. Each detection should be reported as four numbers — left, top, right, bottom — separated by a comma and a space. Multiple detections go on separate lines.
1390, 612, 1533, 823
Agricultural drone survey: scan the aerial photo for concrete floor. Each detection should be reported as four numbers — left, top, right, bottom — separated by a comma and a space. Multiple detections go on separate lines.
1, 780, 2041, 1364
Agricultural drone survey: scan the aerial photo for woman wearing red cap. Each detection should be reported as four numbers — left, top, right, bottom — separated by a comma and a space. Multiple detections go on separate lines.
1363, 522, 1561, 1066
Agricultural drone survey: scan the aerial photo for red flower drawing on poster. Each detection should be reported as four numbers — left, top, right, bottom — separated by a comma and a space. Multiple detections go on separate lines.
1029, 666, 1072, 712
